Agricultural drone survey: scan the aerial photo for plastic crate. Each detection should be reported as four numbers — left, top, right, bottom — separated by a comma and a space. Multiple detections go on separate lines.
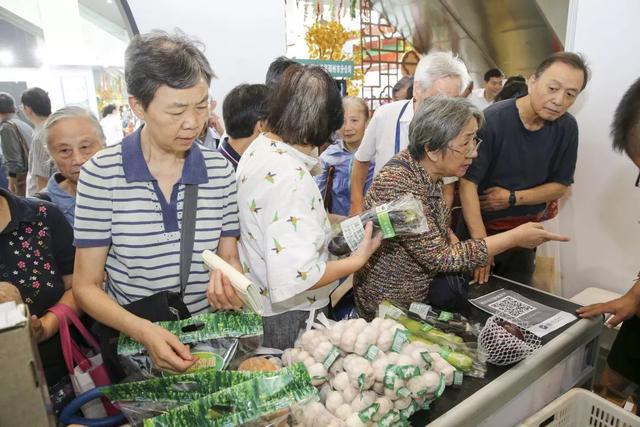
519, 388, 640, 427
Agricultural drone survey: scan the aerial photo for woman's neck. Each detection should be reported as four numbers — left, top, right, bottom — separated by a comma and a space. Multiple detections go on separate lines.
343, 139, 360, 153
59, 178, 77, 197
265, 132, 315, 155
140, 126, 186, 164
419, 156, 444, 182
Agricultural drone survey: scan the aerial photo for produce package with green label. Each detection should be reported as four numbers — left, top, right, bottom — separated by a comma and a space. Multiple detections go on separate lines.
273, 313, 450, 425
379, 301, 487, 379
101, 368, 277, 425
117, 311, 264, 379
327, 193, 428, 256
144, 363, 317, 427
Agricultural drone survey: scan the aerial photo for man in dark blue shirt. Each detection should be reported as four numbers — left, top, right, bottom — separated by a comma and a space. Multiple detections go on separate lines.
460, 52, 590, 285
217, 83, 270, 170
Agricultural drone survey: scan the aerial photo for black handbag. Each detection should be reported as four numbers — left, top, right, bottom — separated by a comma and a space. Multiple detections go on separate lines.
99, 183, 199, 381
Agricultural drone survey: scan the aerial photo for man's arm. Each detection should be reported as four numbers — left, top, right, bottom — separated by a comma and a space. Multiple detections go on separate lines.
459, 178, 492, 284
479, 182, 569, 212
459, 178, 487, 238
577, 275, 640, 327
349, 159, 370, 215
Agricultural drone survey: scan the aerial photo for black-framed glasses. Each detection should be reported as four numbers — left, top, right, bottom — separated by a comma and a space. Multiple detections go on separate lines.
448, 136, 482, 158
635, 169, 640, 187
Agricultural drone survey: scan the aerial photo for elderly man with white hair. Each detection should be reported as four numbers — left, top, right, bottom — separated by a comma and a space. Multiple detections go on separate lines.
36, 106, 106, 225
349, 51, 470, 214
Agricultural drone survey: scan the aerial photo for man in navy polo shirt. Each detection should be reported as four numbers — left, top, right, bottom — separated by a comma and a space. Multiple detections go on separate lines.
459, 52, 590, 285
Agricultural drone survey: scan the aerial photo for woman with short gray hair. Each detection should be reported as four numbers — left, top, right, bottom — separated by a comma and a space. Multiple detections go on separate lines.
72, 31, 243, 374
353, 96, 570, 320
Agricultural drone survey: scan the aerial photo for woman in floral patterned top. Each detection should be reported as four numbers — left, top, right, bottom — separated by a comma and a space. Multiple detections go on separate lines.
0, 188, 77, 391
354, 97, 571, 320
225, 65, 381, 349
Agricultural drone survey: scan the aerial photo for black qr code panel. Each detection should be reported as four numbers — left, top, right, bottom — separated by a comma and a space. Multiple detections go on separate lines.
488, 296, 535, 317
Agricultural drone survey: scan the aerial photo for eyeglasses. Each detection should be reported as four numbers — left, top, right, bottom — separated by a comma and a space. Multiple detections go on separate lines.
635, 169, 639, 187
448, 136, 482, 158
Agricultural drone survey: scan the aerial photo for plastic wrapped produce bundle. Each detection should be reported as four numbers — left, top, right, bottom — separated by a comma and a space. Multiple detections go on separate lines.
327, 194, 428, 256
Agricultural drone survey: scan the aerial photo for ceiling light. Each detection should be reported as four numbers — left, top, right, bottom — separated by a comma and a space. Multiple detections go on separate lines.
0, 50, 14, 66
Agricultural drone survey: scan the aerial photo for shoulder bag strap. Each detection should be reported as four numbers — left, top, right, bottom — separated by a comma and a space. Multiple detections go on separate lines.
179, 183, 199, 299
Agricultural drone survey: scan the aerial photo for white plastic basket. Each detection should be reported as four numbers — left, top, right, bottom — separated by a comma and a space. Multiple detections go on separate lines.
518, 388, 640, 427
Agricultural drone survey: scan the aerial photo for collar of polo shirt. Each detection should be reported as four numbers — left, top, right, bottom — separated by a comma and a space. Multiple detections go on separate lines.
122, 127, 208, 185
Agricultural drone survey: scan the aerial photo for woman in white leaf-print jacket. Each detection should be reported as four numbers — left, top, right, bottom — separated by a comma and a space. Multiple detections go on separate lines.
220, 65, 382, 349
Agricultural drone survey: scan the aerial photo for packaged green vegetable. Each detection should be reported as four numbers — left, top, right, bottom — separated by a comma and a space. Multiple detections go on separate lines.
117, 312, 263, 378
144, 363, 317, 427
102, 368, 277, 425
327, 194, 428, 256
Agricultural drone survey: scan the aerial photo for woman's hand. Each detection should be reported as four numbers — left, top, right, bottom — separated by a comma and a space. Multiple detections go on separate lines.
207, 269, 244, 311
30, 315, 47, 343
472, 257, 493, 285
350, 222, 383, 267
138, 321, 195, 373
30, 313, 58, 343
510, 222, 570, 249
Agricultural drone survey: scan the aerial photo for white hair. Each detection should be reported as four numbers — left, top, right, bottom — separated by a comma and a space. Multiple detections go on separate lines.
413, 51, 470, 96
42, 106, 106, 149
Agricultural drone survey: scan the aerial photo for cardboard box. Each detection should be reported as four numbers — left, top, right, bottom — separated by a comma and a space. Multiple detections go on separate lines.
0, 304, 54, 426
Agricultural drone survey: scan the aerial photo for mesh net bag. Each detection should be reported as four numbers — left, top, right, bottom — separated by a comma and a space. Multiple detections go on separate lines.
477, 313, 542, 366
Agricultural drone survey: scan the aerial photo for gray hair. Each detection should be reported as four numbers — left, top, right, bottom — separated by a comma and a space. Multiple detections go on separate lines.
125, 30, 214, 109
413, 51, 470, 97
408, 96, 484, 160
42, 106, 106, 149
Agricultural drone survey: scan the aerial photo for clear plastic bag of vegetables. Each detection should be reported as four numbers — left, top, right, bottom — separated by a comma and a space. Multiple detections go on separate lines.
117, 311, 264, 379
144, 362, 317, 427
406, 302, 482, 338
106, 368, 277, 425
327, 194, 428, 256
378, 301, 487, 378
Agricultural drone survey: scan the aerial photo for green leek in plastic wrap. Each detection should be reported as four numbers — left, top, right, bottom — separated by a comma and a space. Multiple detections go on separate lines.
379, 300, 487, 377
144, 363, 317, 427
101, 368, 278, 425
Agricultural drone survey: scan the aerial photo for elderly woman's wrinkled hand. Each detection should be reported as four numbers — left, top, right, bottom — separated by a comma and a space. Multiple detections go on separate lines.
351, 221, 383, 267
207, 269, 244, 311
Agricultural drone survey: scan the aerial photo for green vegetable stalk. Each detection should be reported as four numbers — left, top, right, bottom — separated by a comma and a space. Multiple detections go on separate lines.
144, 363, 316, 427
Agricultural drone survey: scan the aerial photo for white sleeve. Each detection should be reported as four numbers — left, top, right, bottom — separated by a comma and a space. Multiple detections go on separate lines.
354, 109, 380, 162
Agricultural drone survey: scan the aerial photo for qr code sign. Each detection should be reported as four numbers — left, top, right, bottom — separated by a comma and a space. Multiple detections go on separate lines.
488, 296, 535, 318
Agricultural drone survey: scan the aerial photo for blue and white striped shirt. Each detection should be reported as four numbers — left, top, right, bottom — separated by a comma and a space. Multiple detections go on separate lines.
74, 128, 240, 314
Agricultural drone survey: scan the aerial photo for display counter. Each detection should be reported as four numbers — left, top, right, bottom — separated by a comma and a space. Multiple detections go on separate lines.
410, 275, 603, 426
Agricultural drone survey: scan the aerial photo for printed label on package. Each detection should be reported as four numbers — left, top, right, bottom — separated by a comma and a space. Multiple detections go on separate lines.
409, 302, 432, 320
323, 346, 341, 369
375, 204, 396, 238
339, 216, 366, 251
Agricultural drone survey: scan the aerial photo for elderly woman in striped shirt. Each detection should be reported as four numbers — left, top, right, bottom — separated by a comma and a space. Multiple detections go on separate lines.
72, 32, 242, 373
354, 96, 571, 320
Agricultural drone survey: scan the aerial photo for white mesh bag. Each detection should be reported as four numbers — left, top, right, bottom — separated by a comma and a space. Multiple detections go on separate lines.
477, 313, 542, 366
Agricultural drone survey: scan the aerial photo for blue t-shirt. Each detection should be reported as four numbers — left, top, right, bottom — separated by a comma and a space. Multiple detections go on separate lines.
464, 99, 579, 225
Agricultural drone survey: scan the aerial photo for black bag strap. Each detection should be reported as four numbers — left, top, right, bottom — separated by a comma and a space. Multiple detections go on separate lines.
179, 183, 199, 298
323, 165, 335, 211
